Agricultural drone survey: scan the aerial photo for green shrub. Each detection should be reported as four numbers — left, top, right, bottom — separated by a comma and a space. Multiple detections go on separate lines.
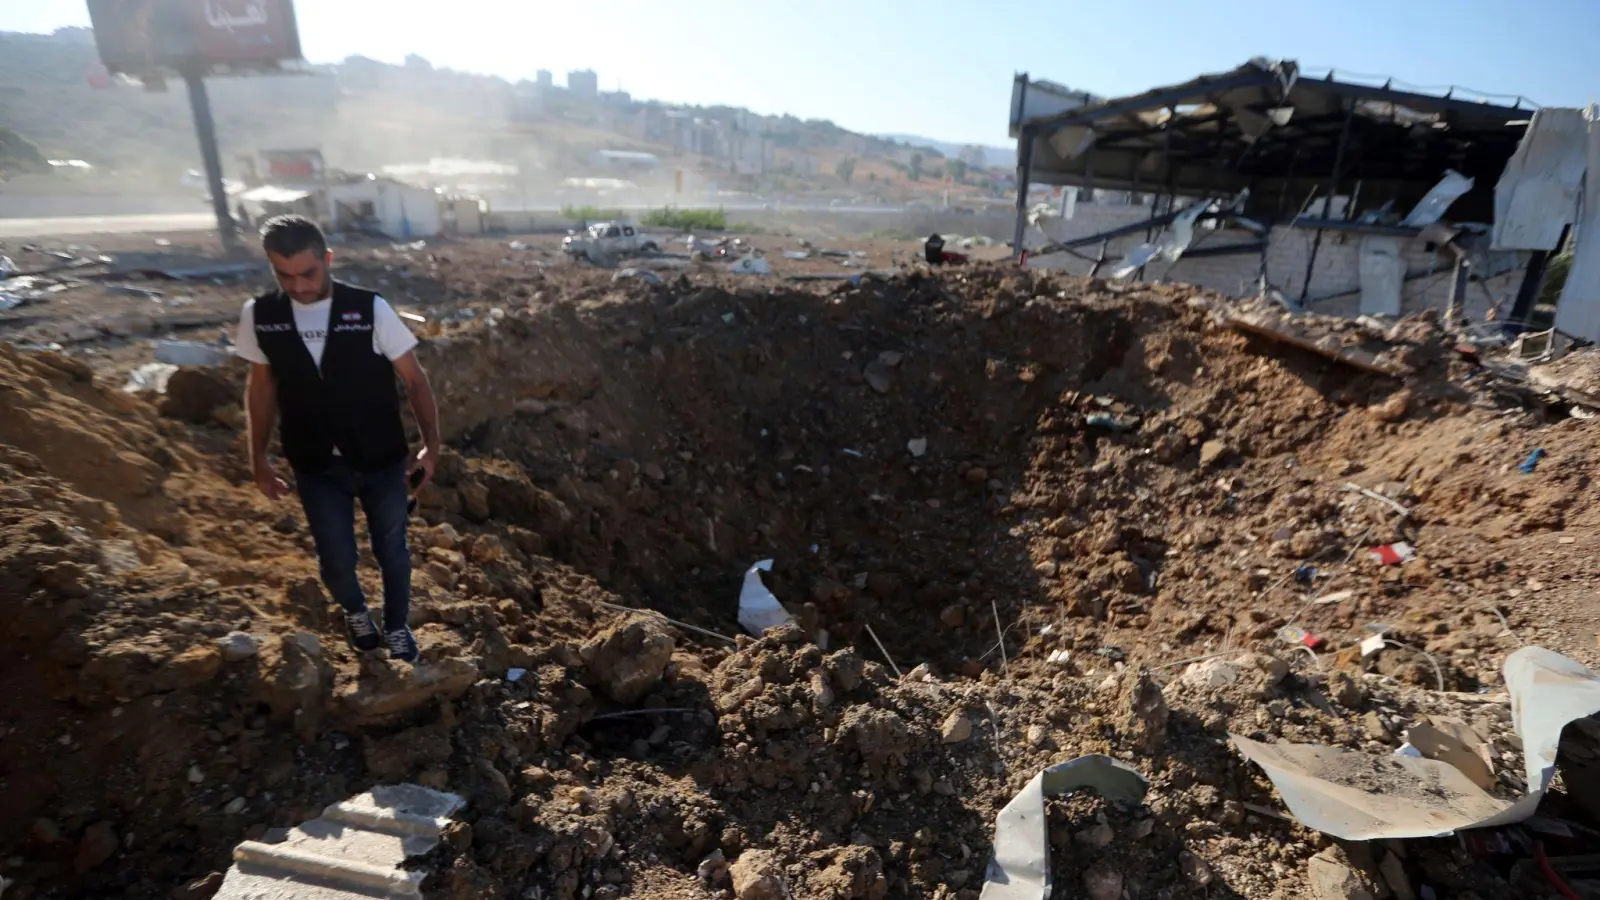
640, 207, 727, 231
561, 204, 623, 222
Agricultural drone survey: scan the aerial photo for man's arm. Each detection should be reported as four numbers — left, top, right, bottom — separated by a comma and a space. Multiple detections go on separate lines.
246, 362, 289, 499
392, 351, 441, 489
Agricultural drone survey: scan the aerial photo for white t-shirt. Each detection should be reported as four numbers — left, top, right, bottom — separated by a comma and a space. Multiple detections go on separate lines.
235, 293, 418, 370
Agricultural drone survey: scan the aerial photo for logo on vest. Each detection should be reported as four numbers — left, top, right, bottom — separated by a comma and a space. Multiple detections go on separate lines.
340, 311, 362, 322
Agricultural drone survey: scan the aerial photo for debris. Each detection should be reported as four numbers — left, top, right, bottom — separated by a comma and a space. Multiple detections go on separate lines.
1307, 849, 1378, 900
1181, 657, 1242, 688
782, 251, 810, 260
906, 438, 927, 458
1231, 647, 1600, 840
123, 362, 180, 394
1316, 589, 1355, 606
1082, 861, 1122, 900
1368, 543, 1415, 565
105, 284, 165, 299
1198, 440, 1229, 467
612, 268, 663, 284
863, 622, 903, 680
941, 710, 973, 744
217, 632, 261, 663
506, 668, 526, 682
1084, 412, 1137, 431
1178, 850, 1214, 886
154, 341, 232, 367
979, 755, 1149, 900
1517, 448, 1547, 474
1401, 170, 1475, 228
1360, 634, 1387, 657
1405, 716, 1495, 789
216, 783, 462, 900
728, 253, 772, 275
1277, 626, 1325, 650
581, 617, 675, 704
736, 560, 794, 636
729, 849, 789, 900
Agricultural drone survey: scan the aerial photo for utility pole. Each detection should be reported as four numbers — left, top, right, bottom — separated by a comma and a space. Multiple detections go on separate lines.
182, 66, 240, 253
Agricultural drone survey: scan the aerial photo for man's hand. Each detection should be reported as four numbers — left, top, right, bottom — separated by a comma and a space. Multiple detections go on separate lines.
410, 445, 438, 493
254, 458, 290, 500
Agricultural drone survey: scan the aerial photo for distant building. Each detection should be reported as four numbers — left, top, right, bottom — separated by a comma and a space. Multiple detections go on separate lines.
591, 149, 659, 172
959, 145, 987, 168
536, 69, 553, 90
600, 89, 631, 106
567, 69, 599, 99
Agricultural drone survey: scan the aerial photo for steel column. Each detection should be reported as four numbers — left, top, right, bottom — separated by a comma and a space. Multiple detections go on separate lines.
1012, 125, 1035, 259
1298, 103, 1356, 303
183, 68, 239, 251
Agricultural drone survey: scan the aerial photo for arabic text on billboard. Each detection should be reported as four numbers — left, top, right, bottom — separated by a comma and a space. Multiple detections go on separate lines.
87, 0, 301, 73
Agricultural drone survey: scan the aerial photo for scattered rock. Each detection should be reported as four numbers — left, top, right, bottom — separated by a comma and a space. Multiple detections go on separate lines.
1179, 850, 1214, 886
1199, 440, 1230, 467
1083, 860, 1123, 900
1363, 710, 1391, 742
1074, 823, 1114, 849
216, 631, 261, 663
1308, 849, 1377, 900
730, 849, 789, 900
581, 617, 676, 704
1181, 657, 1241, 689
941, 710, 973, 744
74, 821, 119, 873
939, 604, 965, 627
1329, 670, 1365, 707
1119, 666, 1168, 751
335, 657, 479, 721
458, 479, 491, 522
1369, 391, 1410, 423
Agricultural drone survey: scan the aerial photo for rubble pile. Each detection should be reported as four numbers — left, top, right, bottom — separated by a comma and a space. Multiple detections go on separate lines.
3, 260, 1600, 900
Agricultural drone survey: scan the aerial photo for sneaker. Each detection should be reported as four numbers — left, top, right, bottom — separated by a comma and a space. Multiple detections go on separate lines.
344, 611, 382, 652
386, 626, 419, 663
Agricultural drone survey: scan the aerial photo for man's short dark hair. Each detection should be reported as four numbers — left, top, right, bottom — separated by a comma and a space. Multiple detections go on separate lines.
260, 214, 328, 258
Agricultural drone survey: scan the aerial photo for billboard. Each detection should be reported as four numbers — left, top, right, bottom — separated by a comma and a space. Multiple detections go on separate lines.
86, 0, 302, 75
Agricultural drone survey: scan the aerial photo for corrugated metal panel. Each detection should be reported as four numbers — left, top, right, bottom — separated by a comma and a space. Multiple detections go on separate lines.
1556, 107, 1600, 340
1493, 108, 1587, 251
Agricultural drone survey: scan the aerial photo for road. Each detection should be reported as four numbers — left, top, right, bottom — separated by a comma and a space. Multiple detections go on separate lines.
0, 213, 216, 239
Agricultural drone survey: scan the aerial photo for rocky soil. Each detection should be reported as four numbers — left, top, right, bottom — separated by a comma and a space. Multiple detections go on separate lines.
2, 239, 1598, 899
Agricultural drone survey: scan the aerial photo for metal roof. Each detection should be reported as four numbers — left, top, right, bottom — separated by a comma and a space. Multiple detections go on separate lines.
1015, 59, 1536, 222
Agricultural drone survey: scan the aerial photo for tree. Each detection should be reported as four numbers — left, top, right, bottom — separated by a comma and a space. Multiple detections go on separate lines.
948, 158, 969, 183
909, 152, 924, 181
835, 156, 857, 185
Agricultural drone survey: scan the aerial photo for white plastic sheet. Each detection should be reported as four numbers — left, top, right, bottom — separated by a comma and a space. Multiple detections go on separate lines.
736, 559, 794, 636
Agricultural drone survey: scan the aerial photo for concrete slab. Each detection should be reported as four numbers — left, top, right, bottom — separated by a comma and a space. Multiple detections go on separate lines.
215, 783, 463, 900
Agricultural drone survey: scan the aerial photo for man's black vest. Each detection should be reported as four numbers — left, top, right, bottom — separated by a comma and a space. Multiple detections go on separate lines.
252, 282, 408, 473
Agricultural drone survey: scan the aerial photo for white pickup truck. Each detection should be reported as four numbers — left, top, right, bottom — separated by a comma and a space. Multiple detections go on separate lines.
561, 221, 660, 262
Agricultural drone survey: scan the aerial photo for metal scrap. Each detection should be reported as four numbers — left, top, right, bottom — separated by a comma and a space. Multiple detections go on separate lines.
1231, 647, 1600, 841
979, 755, 1149, 900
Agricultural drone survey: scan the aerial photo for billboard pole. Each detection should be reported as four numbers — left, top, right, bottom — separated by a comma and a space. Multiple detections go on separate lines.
181, 66, 241, 252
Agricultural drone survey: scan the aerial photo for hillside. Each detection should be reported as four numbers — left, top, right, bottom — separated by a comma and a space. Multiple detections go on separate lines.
0, 28, 1007, 203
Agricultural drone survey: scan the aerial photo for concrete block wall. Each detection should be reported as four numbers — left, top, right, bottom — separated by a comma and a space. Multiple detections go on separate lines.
1032, 203, 1527, 321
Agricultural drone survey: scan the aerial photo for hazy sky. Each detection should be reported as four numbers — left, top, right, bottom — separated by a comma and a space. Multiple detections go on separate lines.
6, 0, 1597, 146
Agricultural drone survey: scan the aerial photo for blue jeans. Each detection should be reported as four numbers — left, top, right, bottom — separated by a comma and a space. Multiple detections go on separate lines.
293, 457, 412, 632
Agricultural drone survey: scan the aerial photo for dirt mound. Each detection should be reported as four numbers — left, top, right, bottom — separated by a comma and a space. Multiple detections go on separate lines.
1, 263, 1597, 899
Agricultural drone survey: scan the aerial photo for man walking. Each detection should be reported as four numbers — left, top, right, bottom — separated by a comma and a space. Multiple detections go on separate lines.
236, 215, 439, 662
